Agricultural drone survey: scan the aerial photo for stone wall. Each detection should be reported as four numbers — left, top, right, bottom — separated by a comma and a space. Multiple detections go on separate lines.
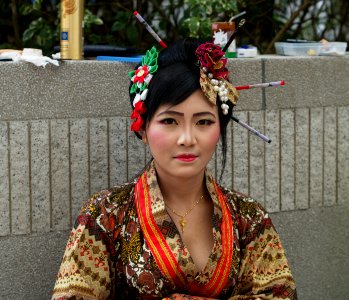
0, 55, 348, 299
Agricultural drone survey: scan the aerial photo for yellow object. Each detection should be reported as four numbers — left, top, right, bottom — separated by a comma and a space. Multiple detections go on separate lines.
60, 0, 84, 59
307, 49, 317, 56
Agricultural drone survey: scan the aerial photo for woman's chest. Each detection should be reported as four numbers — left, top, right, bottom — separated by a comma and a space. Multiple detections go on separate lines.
114, 209, 241, 299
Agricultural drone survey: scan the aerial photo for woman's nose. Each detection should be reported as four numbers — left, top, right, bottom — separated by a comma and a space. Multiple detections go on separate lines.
177, 126, 197, 146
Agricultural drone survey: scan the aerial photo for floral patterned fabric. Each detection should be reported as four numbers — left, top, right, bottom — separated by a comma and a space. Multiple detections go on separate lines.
52, 162, 297, 300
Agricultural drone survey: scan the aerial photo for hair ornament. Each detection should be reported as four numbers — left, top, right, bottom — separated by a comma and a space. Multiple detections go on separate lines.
128, 46, 159, 131
195, 42, 239, 115
129, 11, 277, 143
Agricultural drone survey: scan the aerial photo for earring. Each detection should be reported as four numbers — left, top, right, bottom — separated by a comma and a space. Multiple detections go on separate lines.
142, 136, 148, 144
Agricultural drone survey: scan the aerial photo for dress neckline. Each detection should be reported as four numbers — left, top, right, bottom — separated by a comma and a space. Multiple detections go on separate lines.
145, 161, 224, 282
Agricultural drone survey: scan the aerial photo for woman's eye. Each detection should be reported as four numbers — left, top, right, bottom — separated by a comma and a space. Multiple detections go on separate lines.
160, 118, 177, 125
197, 119, 214, 126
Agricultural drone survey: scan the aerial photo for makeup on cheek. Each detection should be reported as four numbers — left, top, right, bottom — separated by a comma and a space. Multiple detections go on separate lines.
207, 127, 221, 144
146, 128, 171, 146
212, 134, 220, 146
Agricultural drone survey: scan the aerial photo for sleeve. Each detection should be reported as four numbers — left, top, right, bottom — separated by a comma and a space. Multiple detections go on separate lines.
52, 191, 122, 300
229, 197, 297, 300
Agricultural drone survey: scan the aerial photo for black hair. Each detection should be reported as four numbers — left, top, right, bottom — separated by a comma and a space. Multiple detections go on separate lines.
129, 38, 234, 177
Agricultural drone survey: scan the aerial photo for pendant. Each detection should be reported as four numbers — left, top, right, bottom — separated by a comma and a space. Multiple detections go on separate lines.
179, 217, 186, 233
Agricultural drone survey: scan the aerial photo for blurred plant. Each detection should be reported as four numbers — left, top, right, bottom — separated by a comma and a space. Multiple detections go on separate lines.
0, 0, 348, 54
272, 0, 349, 43
237, 0, 277, 53
0, 0, 16, 49
125, 0, 186, 49
237, 0, 349, 53
1, 0, 103, 54
82, 8, 104, 45
181, 0, 240, 39
81, 1, 137, 46
21, 0, 103, 54
21, 0, 58, 54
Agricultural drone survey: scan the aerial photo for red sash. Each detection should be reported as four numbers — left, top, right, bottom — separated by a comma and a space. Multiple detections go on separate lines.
135, 172, 233, 297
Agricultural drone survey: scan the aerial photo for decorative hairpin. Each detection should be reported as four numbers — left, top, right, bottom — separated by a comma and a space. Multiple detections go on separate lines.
134, 11, 167, 49
131, 12, 285, 143
195, 42, 239, 115
128, 46, 159, 131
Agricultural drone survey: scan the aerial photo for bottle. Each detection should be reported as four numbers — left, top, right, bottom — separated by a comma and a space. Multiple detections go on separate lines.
60, 0, 84, 59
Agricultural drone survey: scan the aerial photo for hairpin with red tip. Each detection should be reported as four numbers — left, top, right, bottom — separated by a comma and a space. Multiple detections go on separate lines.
133, 11, 167, 49
231, 80, 286, 143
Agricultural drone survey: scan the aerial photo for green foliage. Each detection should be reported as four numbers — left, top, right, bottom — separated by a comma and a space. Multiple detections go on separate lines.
0, 0, 348, 54
111, 11, 139, 47
84, 9, 104, 32
19, 0, 57, 53
23, 17, 55, 52
1, 0, 103, 55
182, 0, 239, 39
83, 9, 104, 44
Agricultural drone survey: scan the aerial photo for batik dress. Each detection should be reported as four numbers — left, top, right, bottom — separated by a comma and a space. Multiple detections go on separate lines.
52, 162, 297, 299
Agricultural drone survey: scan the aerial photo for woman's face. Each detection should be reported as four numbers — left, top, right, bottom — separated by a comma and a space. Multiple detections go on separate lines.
144, 89, 221, 180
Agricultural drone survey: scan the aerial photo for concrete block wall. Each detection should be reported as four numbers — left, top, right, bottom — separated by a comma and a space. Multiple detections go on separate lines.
0, 55, 349, 299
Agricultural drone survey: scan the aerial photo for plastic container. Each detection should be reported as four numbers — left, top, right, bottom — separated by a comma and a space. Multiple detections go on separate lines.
275, 42, 347, 56
275, 42, 322, 56
319, 42, 347, 56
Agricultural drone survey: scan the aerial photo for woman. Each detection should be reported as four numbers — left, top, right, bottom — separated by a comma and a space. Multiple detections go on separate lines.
52, 39, 297, 299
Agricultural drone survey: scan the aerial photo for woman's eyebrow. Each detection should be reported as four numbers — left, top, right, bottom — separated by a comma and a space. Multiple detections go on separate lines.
157, 110, 216, 118
193, 112, 216, 118
157, 110, 183, 117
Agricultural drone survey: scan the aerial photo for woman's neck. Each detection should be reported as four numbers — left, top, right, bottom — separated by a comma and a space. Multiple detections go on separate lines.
155, 167, 206, 209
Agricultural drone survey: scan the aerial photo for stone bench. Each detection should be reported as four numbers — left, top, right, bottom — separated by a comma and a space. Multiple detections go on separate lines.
0, 55, 348, 299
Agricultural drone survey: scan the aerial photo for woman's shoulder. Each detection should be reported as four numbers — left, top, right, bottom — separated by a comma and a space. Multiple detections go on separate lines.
219, 186, 273, 245
80, 182, 135, 220
219, 185, 268, 221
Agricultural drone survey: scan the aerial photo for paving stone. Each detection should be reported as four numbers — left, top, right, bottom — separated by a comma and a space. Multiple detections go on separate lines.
295, 108, 310, 209
309, 108, 324, 207
30, 120, 50, 232
280, 110, 295, 211
51, 119, 70, 230
337, 106, 349, 206
70, 119, 89, 221
265, 110, 280, 212
323, 107, 337, 206
89, 118, 109, 193
248, 110, 265, 205
0, 122, 10, 236
109, 117, 128, 186
232, 111, 249, 195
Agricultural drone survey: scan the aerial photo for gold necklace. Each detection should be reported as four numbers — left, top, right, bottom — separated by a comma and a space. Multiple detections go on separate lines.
165, 195, 204, 234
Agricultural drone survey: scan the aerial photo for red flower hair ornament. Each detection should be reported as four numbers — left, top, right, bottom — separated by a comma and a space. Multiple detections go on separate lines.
128, 43, 240, 134
130, 101, 147, 132
195, 42, 239, 115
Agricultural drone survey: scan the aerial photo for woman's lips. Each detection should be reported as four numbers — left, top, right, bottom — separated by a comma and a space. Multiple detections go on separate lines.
175, 154, 198, 162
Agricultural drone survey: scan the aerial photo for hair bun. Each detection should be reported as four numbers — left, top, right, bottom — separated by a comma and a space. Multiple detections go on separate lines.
158, 38, 205, 67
